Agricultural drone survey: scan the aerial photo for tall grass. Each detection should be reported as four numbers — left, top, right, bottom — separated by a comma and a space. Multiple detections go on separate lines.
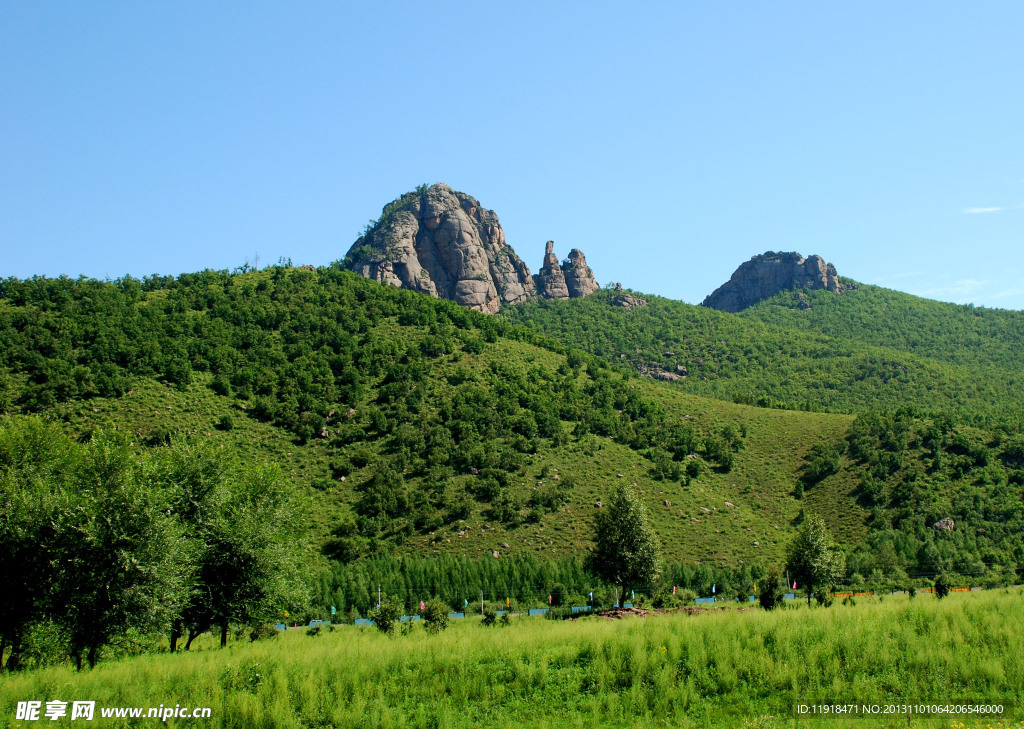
2, 591, 1022, 728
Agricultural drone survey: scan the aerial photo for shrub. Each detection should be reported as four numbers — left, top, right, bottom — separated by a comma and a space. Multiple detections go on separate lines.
481, 609, 496, 627
374, 603, 401, 635
422, 598, 450, 635
933, 574, 952, 599
249, 624, 280, 642
757, 567, 786, 611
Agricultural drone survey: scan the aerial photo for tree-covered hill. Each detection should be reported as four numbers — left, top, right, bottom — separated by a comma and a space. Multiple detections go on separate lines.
0, 266, 799, 567
738, 281, 1024, 373
1, 266, 1021, 622
503, 287, 1024, 429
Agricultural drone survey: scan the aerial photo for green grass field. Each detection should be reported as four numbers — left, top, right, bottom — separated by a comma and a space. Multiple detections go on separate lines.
3, 590, 1021, 728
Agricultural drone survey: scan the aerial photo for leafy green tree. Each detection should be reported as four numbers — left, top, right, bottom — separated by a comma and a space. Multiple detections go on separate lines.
757, 566, 786, 610
0, 418, 80, 669
59, 430, 191, 668
786, 516, 846, 607
203, 465, 306, 647
587, 484, 662, 596
374, 603, 400, 635
421, 598, 450, 634
801, 442, 841, 486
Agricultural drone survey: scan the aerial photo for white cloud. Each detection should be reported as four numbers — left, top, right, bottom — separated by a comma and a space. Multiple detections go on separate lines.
910, 278, 988, 302
992, 288, 1024, 299
962, 206, 1003, 214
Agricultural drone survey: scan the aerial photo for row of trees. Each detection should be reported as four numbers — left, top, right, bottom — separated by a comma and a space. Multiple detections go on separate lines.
0, 416, 306, 670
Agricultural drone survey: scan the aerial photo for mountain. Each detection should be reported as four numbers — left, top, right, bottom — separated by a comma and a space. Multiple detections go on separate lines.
343, 184, 598, 313
0, 266, 846, 568
504, 286, 1024, 428
702, 251, 850, 312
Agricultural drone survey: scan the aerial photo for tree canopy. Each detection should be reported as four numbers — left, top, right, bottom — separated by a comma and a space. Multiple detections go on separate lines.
587, 484, 662, 597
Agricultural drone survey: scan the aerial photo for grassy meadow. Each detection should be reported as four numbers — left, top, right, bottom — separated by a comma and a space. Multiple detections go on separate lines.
3, 590, 1022, 728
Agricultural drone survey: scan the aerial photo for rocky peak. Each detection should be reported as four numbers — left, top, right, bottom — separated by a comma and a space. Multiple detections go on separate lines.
345, 185, 598, 312
562, 248, 599, 298
534, 241, 570, 300
701, 251, 848, 313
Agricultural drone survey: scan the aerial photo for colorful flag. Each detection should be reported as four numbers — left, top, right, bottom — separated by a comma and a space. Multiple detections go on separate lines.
793, 581, 797, 589
284, 610, 289, 618
463, 599, 468, 608
506, 597, 510, 607
548, 594, 552, 604
331, 606, 336, 615
672, 585, 677, 594
420, 600, 425, 611
712, 584, 716, 594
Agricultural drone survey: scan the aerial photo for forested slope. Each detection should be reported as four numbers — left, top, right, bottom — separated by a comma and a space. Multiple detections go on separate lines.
2, 267, 1021, 623
503, 288, 1024, 429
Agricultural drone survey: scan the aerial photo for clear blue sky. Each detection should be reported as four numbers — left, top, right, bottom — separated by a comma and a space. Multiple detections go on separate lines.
3, 2, 1022, 309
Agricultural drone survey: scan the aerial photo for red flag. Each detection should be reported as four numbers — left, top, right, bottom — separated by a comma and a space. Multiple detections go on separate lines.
792, 581, 797, 589
548, 594, 552, 604
672, 585, 677, 594
420, 600, 425, 611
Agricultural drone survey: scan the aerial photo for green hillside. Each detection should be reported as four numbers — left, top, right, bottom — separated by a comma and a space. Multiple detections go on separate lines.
0, 267, 835, 568
2, 267, 1022, 625
740, 282, 1024, 373
503, 287, 1024, 429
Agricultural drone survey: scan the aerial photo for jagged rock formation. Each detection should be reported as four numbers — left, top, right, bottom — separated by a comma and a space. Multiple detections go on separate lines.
562, 248, 599, 298
534, 241, 570, 300
345, 184, 598, 313
701, 251, 848, 313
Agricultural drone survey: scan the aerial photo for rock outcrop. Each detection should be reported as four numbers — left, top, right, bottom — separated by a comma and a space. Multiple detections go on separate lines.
562, 248, 599, 298
345, 184, 598, 313
534, 241, 570, 300
701, 251, 848, 313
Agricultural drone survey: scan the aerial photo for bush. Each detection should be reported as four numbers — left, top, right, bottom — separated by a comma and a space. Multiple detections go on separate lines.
933, 574, 952, 599
422, 598, 450, 635
374, 603, 401, 635
481, 608, 497, 627
757, 567, 786, 611
217, 414, 234, 431
249, 624, 280, 642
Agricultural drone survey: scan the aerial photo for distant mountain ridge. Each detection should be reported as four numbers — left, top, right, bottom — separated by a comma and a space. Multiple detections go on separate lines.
344, 183, 598, 313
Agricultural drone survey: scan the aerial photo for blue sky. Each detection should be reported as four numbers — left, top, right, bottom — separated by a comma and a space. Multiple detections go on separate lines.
2, 2, 1022, 308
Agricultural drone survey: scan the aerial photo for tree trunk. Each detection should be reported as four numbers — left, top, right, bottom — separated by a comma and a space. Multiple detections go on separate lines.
185, 629, 198, 651
0, 635, 6, 671
87, 644, 98, 669
169, 619, 181, 653
220, 622, 228, 648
